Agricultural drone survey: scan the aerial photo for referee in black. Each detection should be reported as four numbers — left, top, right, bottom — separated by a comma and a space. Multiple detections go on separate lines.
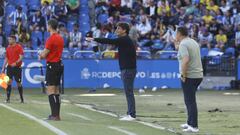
39, 19, 64, 121
86, 22, 137, 121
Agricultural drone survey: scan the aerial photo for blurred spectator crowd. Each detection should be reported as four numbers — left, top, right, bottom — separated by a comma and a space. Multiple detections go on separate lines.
0, 0, 240, 59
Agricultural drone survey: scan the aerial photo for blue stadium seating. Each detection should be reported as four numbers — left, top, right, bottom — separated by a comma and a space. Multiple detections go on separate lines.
67, 21, 76, 32
200, 47, 209, 58
224, 47, 235, 56
97, 13, 109, 24
62, 50, 71, 59
43, 31, 50, 44
159, 52, 177, 59
5, 5, 15, 15
73, 52, 83, 59
80, 0, 88, 5
15, 0, 26, 6
138, 39, 150, 47
137, 51, 151, 59
24, 51, 32, 59
27, 0, 40, 6
31, 31, 43, 48
152, 39, 164, 50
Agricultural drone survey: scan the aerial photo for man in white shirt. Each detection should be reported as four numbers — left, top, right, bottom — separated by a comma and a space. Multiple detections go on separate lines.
136, 16, 152, 39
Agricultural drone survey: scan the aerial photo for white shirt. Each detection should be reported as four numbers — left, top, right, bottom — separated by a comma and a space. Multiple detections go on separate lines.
150, 6, 156, 16
121, 0, 132, 8
136, 22, 152, 35
9, 11, 27, 25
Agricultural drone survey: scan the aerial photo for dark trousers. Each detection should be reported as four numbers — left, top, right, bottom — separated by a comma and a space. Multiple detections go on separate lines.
121, 69, 137, 118
181, 78, 202, 128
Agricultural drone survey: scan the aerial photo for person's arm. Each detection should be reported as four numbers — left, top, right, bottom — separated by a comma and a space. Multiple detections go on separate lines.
39, 48, 50, 59
179, 45, 190, 82
86, 37, 120, 45
181, 55, 190, 78
1, 57, 8, 73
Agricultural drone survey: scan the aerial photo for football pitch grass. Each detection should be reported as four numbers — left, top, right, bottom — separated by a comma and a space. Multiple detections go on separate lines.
0, 88, 239, 135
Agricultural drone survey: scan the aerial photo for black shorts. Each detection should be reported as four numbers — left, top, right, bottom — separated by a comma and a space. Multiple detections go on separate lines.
7, 66, 22, 83
45, 61, 63, 86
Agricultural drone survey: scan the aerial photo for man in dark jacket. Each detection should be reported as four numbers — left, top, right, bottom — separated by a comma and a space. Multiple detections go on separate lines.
86, 22, 137, 121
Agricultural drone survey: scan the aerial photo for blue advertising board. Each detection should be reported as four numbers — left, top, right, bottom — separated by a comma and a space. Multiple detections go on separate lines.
0, 59, 181, 89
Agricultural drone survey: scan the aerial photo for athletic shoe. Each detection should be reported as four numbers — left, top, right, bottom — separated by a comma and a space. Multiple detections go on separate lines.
182, 126, 199, 132
46, 115, 61, 121
119, 115, 135, 121
20, 100, 24, 103
4, 99, 10, 103
180, 123, 189, 129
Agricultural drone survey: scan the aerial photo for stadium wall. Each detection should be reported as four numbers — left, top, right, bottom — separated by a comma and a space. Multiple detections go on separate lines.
0, 59, 181, 89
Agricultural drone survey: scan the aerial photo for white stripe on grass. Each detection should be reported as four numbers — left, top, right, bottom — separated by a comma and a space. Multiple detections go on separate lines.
74, 103, 178, 134
75, 104, 118, 117
0, 103, 68, 135
67, 113, 92, 121
108, 126, 137, 135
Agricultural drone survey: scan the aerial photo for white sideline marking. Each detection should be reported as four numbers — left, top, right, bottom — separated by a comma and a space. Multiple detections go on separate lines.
67, 113, 92, 121
136, 121, 165, 130
76, 94, 116, 97
138, 94, 153, 97
0, 103, 68, 135
74, 103, 175, 133
108, 126, 137, 135
76, 104, 118, 117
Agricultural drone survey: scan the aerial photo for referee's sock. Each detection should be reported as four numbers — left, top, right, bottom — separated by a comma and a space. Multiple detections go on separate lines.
6, 85, 12, 101
55, 94, 61, 116
48, 94, 56, 116
18, 86, 24, 102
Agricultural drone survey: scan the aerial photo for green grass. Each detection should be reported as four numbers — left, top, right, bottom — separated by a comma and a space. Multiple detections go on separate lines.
0, 89, 240, 135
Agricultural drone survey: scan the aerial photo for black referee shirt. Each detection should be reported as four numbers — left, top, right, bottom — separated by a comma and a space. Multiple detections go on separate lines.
94, 36, 137, 70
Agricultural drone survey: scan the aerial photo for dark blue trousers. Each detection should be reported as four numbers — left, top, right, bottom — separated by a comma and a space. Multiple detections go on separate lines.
121, 69, 137, 118
181, 78, 202, 128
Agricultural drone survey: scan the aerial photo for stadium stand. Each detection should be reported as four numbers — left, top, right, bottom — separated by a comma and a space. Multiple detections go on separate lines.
0, 0, 239, 63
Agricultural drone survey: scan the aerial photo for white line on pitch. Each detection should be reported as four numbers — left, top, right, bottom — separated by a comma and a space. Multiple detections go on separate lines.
0, 103, 68, 135
108, 126, 137, 135
75, 104, 118, 117
67, 113, 92, 121
74, 103, 177, 134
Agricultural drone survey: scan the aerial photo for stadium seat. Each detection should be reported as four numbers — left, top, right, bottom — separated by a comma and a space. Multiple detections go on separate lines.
15, 0, 26, 6
79, 14, 90, 22
159, 52, 177, 59
27, 0, 40, 6
200, 47, 208, 58
3, 24, 12, 36
137, 51, 151, 59
138, 39, 150, 47
67, 21, 76, 32
152, 39, 164, 50
80, 0, 88, 4
5, 5, 15, 15
31, 31, 43, 49
97, 13, 109, 24
43, 31, 50, 44
73, 51, 83, 59
208, 56, 221, 65
81, 52, 96, 59
62, 50, 71, 59
24, 51, 32, 59
224, 47, 235, 56
29, 4, 40, 12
